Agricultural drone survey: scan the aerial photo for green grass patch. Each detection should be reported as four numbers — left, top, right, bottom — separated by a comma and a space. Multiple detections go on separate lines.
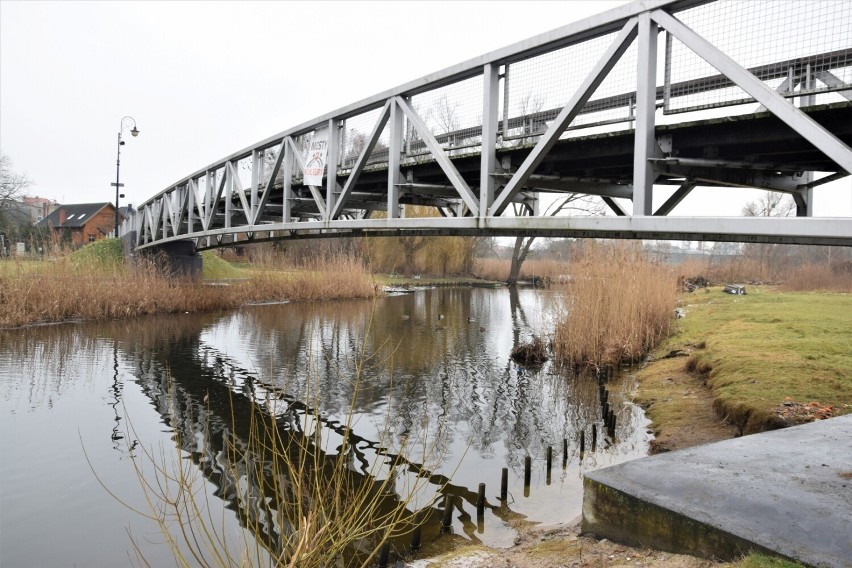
201, 251, 244, 280
0, 258, 52, 276
731, 553, 803, 568
69, 238, 125, 274
659, 287, 852, 432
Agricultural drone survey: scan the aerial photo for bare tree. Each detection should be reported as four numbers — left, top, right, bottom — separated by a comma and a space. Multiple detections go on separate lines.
741, 191, 795, 279
429, 94, 459, 136
742, 191, 795, 217
0, 155, 33, 245
507, 194, 604, 285
515, 92, 546, 140
345, 130, 369, 162
0, 155, 31, 218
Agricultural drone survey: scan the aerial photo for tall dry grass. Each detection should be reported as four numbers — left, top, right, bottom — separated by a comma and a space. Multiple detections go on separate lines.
247, 254, 379, 302
0, 246, 378, 328
674, 255, 852, 291
473, 257, 570, 282
522, 258, 570, 281
781, 262, 852, 292
677, 256, 778, 284
473, 258, 508, 281
552, 242, 679, 368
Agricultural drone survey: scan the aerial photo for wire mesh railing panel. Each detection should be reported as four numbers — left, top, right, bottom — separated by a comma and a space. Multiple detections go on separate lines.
665, 0, 852, 113
503, 32, 622, 143
408, 75, 484, 158
339, 107, 388, 169
562, 37, 638, 139
211, 166, 225, 202
194, 173, 208, 209
260, 145, 281, 188
235, 155, 253, 193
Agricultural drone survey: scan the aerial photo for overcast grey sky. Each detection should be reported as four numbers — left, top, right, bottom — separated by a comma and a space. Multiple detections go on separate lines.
1, 0, 850, 218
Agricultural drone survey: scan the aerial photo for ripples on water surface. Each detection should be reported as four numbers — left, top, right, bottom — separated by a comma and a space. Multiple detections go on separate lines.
0, 287, 651, 566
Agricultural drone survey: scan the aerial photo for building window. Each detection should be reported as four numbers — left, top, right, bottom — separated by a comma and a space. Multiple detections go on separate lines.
88, 234, 96, 242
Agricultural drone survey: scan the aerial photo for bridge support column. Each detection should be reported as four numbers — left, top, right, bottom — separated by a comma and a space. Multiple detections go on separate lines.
794, 182, 814, 217
387, 100, 404, 218
326, 118, 340, 221
632, 12, 659, 216
480, 63, 500, 216
136, 240, 203, 281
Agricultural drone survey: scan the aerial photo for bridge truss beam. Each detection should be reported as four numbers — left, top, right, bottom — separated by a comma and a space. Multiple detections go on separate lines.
126, 0, 852, 251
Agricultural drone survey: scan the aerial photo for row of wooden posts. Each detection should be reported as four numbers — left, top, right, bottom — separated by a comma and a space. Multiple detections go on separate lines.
377, 366, 619, 567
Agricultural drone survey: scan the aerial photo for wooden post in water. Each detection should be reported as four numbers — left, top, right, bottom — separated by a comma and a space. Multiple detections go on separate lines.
546, 446, 553, 472
477, 482, 486, 516
410, 526, 422, 551
441, 494, 453, 532
562, 438, 568, 467
524, 456, 532, 486
500, 467, 508, 501
592, 424, 597, 451
580, 429, 585, 454
378, 541, 390, 568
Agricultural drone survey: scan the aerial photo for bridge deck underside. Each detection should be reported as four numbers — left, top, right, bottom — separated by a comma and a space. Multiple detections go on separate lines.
134, 102, 852, 250
276, 103, 850, 217
168, 103, 851, 248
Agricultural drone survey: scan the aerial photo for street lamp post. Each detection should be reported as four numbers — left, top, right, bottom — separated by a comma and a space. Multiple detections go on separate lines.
112, 116, 140, 238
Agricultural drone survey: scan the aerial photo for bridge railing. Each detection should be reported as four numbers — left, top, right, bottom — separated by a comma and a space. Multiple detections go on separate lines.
127, 0, 852, 249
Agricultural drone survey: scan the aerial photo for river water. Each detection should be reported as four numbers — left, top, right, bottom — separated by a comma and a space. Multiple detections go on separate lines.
0, 287, 651, 566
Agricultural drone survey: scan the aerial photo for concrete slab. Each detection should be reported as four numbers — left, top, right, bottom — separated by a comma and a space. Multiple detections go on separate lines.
582, 415, 852, 567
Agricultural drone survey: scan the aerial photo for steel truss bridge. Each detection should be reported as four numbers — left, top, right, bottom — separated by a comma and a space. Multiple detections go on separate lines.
125, 0, 852, 250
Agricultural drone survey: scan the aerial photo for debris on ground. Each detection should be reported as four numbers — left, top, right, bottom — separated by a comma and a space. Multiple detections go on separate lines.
723, 284, 746, 295
681, 276, 709, 292
771, 398, 835, 425
661, 348, 689, 359
407, 522, 723, 567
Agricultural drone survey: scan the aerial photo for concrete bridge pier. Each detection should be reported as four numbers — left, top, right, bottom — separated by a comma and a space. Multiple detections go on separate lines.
122, 232, 203, 280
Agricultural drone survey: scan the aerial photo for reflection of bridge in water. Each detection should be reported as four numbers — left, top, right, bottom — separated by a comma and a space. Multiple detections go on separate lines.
125, 0, 851, 255
129, 332, 451, 560
115, 292, 648, 560
124, 318, 601, 558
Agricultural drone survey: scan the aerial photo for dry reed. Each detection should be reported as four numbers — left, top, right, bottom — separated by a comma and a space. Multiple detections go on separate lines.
473, 258, 571, 283
780, 263, 852, 292
472, 258, 508, 281
675, 255, 852, 292
0, 247, 378, 328
552, 242, 679, 368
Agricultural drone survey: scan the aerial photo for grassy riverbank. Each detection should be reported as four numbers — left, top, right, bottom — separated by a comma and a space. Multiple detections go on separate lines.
636, 287, 852, 450
0, 240, 378, 328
